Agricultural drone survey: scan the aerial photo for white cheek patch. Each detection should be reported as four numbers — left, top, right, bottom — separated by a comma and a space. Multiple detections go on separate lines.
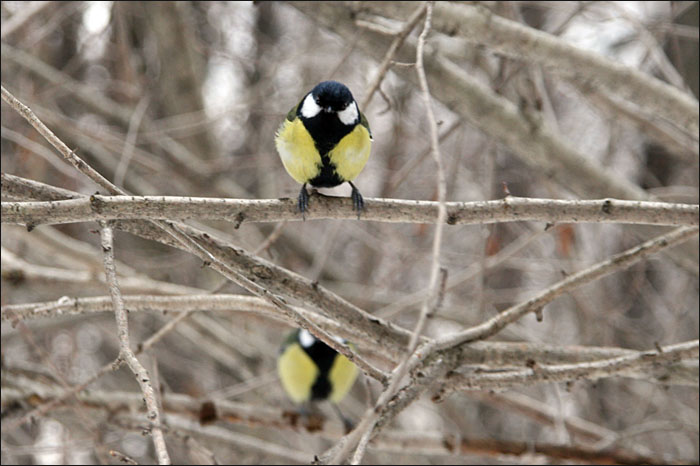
338, 101, 359, 126
300, 93, 322, 118
299, 329, 316, 348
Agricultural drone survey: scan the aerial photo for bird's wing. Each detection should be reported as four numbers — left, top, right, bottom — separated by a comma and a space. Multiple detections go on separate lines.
360, 111, 373, 140
286, 102, 300, 122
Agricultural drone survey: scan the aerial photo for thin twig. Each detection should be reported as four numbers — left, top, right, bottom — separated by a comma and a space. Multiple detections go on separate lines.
336, 5, 441, 463
1, 85, 123, 194
361, 3, 428, 109
2, 308, 195, 435
1, 45, 229, 181
410, 0, 447, 355
434, 340, 699, 399
432, 225, 699, 352
1, 247, 204, 295
1, 308, 105, 435
1, 126, 81, 178
387, 225, 700, 399
164, 414, 312, 463
159, 220, 387, 384
0, 384, 677, 465
0, 1, 52, 38
472, 391, 615, 444
252, 221, 287, 255
114, 96, 150, 187
99, 224, 171, 465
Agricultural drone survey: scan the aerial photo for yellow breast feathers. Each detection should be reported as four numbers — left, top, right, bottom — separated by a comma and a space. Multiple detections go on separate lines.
275, 119, 371, 184
275, 118, 322, 185
328, 124, 372, 183
328, 350, 359, 403
277, 343, 318, 403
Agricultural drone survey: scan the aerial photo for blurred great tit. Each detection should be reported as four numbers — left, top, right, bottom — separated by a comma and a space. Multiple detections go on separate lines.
275, 81, 372, 216
277, 328, 358, 406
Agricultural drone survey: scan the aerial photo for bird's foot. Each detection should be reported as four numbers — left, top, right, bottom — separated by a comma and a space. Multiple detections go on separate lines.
332, 403, 354, 433
298, 184, 310, 220
349, 182, 364, 219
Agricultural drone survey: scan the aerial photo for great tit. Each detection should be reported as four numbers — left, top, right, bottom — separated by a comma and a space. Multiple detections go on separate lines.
275, 81, 372, 216
277, 328, 358, 406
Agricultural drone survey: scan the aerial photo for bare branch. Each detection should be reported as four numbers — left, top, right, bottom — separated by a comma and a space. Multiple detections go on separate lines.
3, 195, 697, 226
334, 2, 700, 134
1, 247, 205, 295
343, 6, 448, 462
288, 2, 655, 201
434, 340, 699, 398
431, 225, 699, 351
0, 1, 52, 39
1, 174, 416, 361
99, 224, 171, 465
0, 384, 670, 464
3, 3, 697, 463
1, 45, 229, 183
0, 85, 387, 383
1, 85, 122, 194
361, 3, 427, 109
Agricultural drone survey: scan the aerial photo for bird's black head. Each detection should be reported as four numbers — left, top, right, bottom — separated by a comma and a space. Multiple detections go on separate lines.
311, 81, 354, 113
297, 80, 360, 157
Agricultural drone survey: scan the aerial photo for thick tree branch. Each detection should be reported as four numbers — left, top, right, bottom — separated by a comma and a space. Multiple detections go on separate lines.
1, 174, 416, 360
288, 2, 655, 201
3, 194, 697, 227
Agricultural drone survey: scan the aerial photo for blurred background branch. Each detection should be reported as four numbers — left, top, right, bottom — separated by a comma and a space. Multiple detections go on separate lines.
2, 1, 698, 464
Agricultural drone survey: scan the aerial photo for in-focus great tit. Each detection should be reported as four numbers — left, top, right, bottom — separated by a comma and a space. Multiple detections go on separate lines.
275, 81, 372, 216
277, 328, 358, 406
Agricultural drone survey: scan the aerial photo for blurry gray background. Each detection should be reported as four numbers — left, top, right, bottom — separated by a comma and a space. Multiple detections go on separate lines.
1, 1, 698, 464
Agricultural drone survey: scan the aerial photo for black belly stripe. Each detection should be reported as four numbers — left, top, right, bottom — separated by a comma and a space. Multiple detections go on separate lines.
310, 155, 343, 188
311, 375, 332, 400
298, 333, 340, 401
300, 111, 355, 187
